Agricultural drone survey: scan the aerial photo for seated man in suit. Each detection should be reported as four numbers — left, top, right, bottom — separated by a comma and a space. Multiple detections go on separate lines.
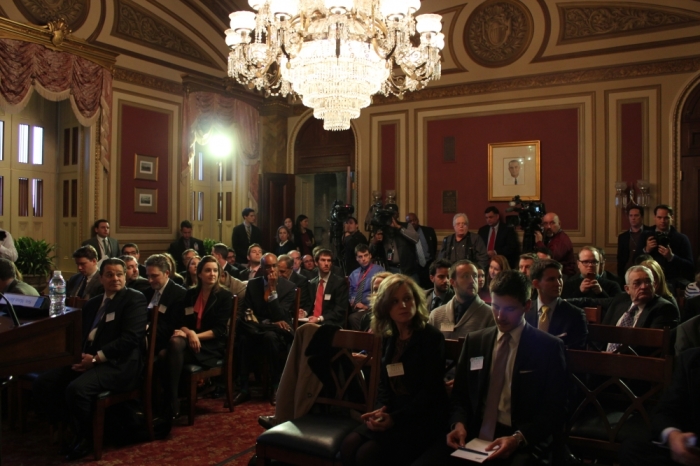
0, 257, 39, 296
347, 244, 384, 330
121, 243, 146, 278
235, 253, 296, 406
528, 259, 588, 349
167, 220, 204, 271
562, 246, 621, 299
429, 260, 494, 340
277, 254, 311, 316
121, 255, 151, 294
211, 243, 246, 296
426, 259, 454, 312
33, 258, 147, 460
143, 254, 187, 354
620, 347, 700, 465
478, 206, 520, 269
66, 245, 104, 300
305, 249, 348, 327
242, 243, 263, 280
81, 219, 119, 261
416, 270, 568, 465
342, 216, 368, 275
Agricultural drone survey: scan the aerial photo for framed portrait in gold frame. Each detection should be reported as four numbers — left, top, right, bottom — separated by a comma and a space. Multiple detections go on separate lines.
488, 140, 540, 201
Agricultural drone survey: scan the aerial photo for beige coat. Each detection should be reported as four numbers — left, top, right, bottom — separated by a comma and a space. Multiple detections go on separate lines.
428, 295, 494, 340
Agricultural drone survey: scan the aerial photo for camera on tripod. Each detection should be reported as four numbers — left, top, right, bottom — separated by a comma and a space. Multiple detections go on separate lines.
505, 195, 546, 233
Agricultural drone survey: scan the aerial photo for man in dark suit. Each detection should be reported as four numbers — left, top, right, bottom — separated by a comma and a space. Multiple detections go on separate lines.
121, 243, 146, 277
299, 254, 317, 280
528, 259, 588, 349
167, 220, 204, 271
478, 206, 520, 269
143, 254, 187, 353
65, 245, 104, 300
231, 208, 263, 265
121, 255, 151, 294
617, 206, 653, 279
406, 212, 438, 288
416, 270, 567, 465
235, 253, 296, 406
562, 246, 621, 299
277, 254, 311, 316
33, 258, 147, 460
81, 219, 119, 261
306, 249, 348, 327
619, 348, 700, 465
341, 217, 368, 275
673, 315, 700, 355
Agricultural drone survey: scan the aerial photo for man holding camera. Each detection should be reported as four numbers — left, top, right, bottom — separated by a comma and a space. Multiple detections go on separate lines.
533, 212, 576, 278
636, 204, 694, 291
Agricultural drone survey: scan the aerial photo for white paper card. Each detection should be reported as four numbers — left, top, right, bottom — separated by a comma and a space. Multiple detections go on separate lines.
470, 357, 484, 371
450, 438, 495, 463
185, 306, 194, 315
440, 322, 455, 332
105, 312, 115, 323
324, 294, 331, 300
159, 304, 167, 314
386, 363, 405, 377
298, 317, 309, 322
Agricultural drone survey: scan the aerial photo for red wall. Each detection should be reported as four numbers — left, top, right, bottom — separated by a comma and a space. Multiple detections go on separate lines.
426, 108, 580, 230
119, 105, 170, 228
380, 123, 397, 193
620, 102, 644, 229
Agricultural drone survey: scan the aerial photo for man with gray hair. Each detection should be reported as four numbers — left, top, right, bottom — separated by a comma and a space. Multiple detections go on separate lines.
438, 213, 489, 270
0, 257, 39, 296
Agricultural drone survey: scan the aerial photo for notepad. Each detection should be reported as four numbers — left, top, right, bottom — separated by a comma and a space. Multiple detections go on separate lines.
450, 438, 496, 463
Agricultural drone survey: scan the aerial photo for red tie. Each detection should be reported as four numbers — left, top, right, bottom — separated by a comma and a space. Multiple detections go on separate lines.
313, 279, 325, 317
487, 226, 496, 251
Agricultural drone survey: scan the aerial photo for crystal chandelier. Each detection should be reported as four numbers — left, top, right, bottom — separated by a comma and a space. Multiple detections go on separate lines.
225, 0, 444, 131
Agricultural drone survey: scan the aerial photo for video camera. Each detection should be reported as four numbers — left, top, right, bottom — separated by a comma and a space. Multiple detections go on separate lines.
506, 195, 546, 234
330, 200, 354, 225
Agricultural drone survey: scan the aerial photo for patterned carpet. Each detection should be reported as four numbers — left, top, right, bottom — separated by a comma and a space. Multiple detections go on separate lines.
2, 394, 274, 465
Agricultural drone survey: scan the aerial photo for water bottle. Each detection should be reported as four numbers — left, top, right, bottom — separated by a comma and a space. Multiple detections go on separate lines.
49, 270, 66, 317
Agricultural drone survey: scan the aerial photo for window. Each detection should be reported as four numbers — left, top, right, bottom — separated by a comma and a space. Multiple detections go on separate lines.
197, 191, 204, 221
18, 124, 29, 163
18, 177, 28, 216
32, 179, 43, 217
197, 151, 204, 181
32, 126, 43, 164
0, 176, 4, 215
0, 120, 4, 160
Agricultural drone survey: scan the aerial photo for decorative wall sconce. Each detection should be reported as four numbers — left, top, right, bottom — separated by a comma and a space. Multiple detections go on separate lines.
615, 180, 650, 209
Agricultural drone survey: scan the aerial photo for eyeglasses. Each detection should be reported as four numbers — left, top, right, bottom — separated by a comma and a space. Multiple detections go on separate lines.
578, 260, 600, 266
629, 279, 653, 288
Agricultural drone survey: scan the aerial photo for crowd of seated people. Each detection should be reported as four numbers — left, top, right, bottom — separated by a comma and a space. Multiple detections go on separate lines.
18, 203, 700, 464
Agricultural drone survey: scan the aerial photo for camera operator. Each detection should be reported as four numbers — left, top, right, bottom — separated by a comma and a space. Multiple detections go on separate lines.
374, 211, 420, 276
438, 213, 489, 270
534, 212, 576, 277
636, 204, 694, 291
342, 217, 368, 274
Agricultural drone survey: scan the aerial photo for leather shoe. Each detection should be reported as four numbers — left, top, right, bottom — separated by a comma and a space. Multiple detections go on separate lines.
269, 388, 277, 406
258, 415, 277, 429
65, 437, 92, 461
233, 391, 251, 406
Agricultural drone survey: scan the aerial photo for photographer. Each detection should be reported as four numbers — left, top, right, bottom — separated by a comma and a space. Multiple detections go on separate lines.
635, 204, 694, 291
374, 212, 420, 276
534, 212, 576, 277
438, 213, 489, 270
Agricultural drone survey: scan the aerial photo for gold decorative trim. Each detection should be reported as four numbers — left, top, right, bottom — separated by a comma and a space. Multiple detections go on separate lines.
87, 0, 107, 43
45, 18, 71, 47
434, 3, 468, 73
184, 74, 265, 109
372, 55, 700, 106
113, 66, 182, 95
14, 0, 89, 32
0, 16, 118, 69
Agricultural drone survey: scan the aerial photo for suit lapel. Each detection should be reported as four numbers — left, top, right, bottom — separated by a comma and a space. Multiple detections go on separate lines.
636, 296, 658, 328
548, 298, 565, 335
92, 289, 124, 343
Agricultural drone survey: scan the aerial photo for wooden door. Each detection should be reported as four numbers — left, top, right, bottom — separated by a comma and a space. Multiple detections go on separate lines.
259, 173, 295, 252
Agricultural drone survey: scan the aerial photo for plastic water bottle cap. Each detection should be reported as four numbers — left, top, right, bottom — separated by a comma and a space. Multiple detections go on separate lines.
54, 271, 62, 276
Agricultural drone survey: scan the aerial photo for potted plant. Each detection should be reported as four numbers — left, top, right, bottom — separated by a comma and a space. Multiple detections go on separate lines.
15, 236, 56, 293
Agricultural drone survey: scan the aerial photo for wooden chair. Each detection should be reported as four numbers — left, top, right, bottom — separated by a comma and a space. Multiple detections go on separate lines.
92, 305, 159, 460
256, 330, 382, 466
182, 295, 239, 426
583, 306, 601, 324
66, 296, 89, 309
586, 324, 672, 358
565, 326, 673, 461
292, 288, 301, 330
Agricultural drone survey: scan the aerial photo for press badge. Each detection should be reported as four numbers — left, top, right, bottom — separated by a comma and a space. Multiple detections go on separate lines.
470, 357, 484, 371
386, 363, 405, 377
185, 306, 194, 315
105, 312, 115, 323
440, 322, 455, 332
324, 294, 331, 300
159, 304, 167, 314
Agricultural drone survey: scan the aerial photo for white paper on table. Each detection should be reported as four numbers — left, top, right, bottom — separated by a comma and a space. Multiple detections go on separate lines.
298, 317, 309, 322
450, 438, 495, 463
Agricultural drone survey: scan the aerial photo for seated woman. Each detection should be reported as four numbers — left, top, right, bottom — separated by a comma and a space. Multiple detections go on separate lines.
341, 274, 448, 466
161, 255, 233, 419
274, 225, 296, 256
184, 255, 200, 288
163, 252, 186, 286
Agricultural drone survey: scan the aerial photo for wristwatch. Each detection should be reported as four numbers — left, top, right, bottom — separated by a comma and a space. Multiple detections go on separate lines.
91, 356, 99, 365
512, 431, 526, 448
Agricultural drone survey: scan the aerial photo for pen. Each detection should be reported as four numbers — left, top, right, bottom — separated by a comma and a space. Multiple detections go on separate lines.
458, 447, 488, 456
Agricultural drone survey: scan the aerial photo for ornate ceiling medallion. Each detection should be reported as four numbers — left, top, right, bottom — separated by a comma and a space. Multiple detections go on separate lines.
465, 0, 533, 68
14, 0, 88, 31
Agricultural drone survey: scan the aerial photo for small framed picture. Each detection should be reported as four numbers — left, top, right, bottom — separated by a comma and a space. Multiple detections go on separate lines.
488, 140, 540, 201
134, 188, 157, 213
134, 154, 158, 181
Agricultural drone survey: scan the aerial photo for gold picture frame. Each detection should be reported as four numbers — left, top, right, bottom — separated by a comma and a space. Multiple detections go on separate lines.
488, 140, 540, 201
134, 188, 157, 213
134, 154, 158, 181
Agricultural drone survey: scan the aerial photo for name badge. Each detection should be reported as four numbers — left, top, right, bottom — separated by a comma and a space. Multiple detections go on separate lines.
440, 322, 455, 332
159, 304, 167, 314
185, 306, 194, 315
470, 356, 484, 371
105, 312, 115, 323
386, 363, 405, 377
324, 294, 331, 301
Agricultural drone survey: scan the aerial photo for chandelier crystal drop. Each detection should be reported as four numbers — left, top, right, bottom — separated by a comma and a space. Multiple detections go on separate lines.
225, 0, 444, 131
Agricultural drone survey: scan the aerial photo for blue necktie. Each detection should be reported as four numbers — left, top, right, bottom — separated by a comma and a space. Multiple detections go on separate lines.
91, 298, 111, 331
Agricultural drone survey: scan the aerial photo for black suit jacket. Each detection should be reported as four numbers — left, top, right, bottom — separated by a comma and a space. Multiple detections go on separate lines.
288, 271, 312, 314
652, 348, 700, 437
144, 280, 187, 352
231, 223, 263, 264
477, 223, 521, 268
617, 225, 654, 278
82, 236, 119, 261
673, 315, 700, 355
309, 274, 348, 327
450, 323, 567, 447
241, 276, 296, 326
683, 295, 700, 323
180, 287, 234, 366
562, 275, 622, 300
66, 272, 104, 300
127, 277, 151, 294
601, 294, 679, 330
167, 236, 205, 270
82, 288, 147, 389
525, 298, 588, 349
342, 231, 368, 274
416, 225, 438, 263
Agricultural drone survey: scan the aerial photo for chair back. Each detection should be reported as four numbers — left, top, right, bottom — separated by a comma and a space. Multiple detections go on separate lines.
143, 306, 160, 394
292, 288, 301, 330
66, 297, 88, 309
583, 306, 601, 324
586, 324, 671, 357
313, 330, 382, 414
225, 296, 240, 365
